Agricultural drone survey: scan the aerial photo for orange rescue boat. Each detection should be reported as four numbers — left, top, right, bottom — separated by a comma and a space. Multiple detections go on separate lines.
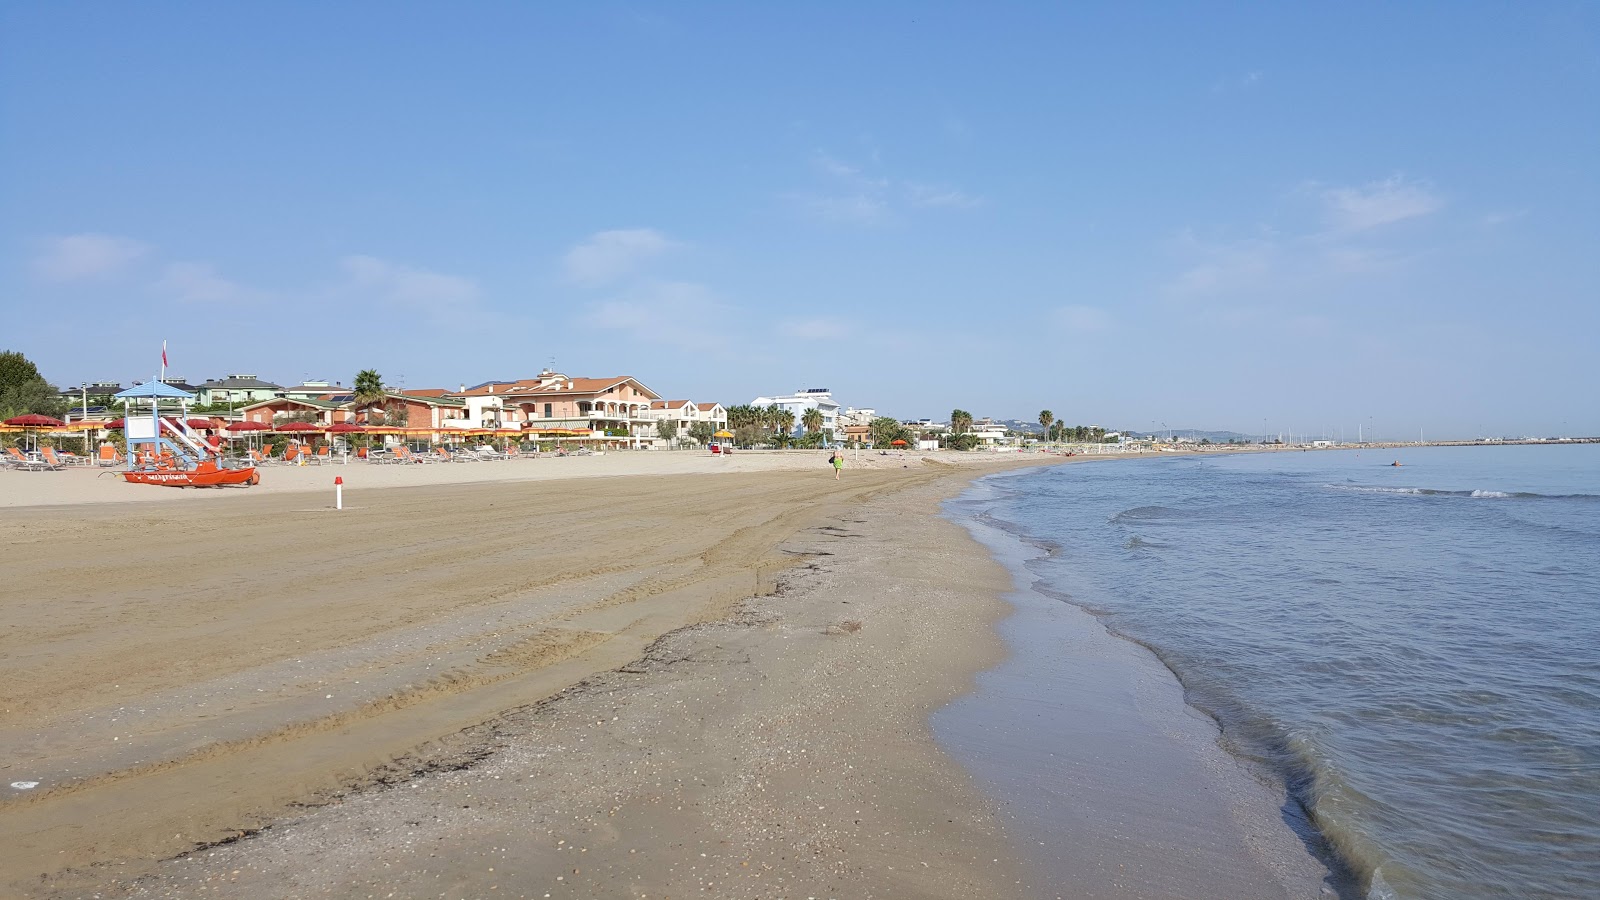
122, 458, 259, 488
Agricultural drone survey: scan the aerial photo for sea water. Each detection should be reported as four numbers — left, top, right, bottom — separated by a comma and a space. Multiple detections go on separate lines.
955, 444, 1600, 900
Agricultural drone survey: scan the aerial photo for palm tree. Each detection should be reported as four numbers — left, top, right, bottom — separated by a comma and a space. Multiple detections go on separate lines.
1038, 410, 1054, 443
801, 407, 823, 434
950, 409, 974, 435
777, 408, 796, 437
354, 369, 385, 423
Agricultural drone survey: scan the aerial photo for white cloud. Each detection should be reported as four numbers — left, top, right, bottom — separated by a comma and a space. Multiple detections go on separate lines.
1053, 305, 1113, 332
786, 192, 891, 224
155, 262, 250, 304
584, 280, 732, 350
340, 255, 479, 313
904, 183, 982, 209
34, 233, 150, 281
790, 150, 977, 224
564, 229, 675, 287
1319, 176, 1442, 232
780, 317, 851, 340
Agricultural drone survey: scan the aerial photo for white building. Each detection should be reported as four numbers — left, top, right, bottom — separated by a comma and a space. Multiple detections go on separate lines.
750, 387, 841, 437
641, 400, 728, 446
837, 407, 877, 428
972, 418, 1010, 446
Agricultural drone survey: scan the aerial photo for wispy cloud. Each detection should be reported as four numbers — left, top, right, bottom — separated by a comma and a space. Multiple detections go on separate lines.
155, 262, 253, 304
1052, 305, 1113, 333
33, 233, 150, 281
583, 280, 733, 351
1317, 176, 1442, 232
904, 182, 982, 209
340, 255, 480, 315
1167, 176, 1444, 301
788, 150, 979, 224
564, 228, 676, 287
780, 317, 851, 340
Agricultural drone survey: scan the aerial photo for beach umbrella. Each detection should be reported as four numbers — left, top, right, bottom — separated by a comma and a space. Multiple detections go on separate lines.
326, 423, 365, 433
5, 414, 66, 451
4, 414, 66, 428
890, 438, 908, 446
225, 420, 270, 432
714, 430, 733, 438
103, 418, 125, 429
275, 421, 324, 433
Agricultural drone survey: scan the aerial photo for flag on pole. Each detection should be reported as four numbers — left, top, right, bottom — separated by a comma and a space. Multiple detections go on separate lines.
161, 340, 168, 368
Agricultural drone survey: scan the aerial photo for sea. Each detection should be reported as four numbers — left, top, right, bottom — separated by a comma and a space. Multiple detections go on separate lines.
944, 444, 1600, 900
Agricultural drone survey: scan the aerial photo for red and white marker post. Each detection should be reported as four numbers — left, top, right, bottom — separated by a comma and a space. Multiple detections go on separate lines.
335, 475, 343, 510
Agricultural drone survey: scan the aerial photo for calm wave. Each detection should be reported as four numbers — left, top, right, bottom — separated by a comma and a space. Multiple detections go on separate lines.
974, 444, 1600, 900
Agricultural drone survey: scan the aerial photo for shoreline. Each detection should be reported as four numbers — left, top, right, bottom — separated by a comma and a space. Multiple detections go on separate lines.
2, 449, 1335, 898
938, 469, 1340, 898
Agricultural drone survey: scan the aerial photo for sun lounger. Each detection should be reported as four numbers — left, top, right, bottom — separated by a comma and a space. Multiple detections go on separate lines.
42, 447, 88, 468
7, 446, 59, 471
97, 445, 123, 467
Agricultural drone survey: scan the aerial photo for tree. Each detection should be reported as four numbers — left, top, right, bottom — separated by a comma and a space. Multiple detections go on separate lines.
688, 421, 714, 445
354, 369, 385, 421
1038, 410, 1053, 441
0, 350, 65, 419
869, 416, 903, 449
656, 419, 678, 443
950, 409, 973, 435
801, 407, 823, 434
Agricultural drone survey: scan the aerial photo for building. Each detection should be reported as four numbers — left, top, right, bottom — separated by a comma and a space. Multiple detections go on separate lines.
238, 391, 467, 431
280, 379, 350, 401
750, 388, 841, 437
641, 400, 729, 446
195, 374, 283, 406
837, 407, 877, 428
449, 370, 661, 447
972, 418, 1011, 446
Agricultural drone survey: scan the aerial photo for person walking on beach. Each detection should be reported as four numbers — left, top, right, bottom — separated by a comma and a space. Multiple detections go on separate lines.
829, 449, 842, 480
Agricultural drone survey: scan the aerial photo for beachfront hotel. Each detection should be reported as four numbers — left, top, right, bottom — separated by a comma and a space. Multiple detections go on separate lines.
450, 370, 714, 448
750, 387, 841, 437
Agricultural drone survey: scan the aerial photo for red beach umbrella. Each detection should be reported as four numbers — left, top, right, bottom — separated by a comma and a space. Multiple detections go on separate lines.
225, 420, 271, 432
103, 418, 125, 429
890, 438, 908, 446
4, 414, 66, 427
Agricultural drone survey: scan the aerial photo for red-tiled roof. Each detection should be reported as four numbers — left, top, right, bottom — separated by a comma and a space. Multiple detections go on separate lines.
453, 376, 656, 399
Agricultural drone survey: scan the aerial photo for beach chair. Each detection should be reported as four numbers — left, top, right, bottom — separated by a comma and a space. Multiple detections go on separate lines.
315, 446, 331, 464
41, 447, 85, 468
249, 449, 274, 467
8, 446, 58, 471
97, 445, 123, 467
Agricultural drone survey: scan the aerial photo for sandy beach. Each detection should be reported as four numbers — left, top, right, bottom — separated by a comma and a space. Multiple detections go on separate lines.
0, 448, 1326, 898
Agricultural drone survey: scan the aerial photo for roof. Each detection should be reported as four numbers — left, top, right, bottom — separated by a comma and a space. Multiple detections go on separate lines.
651, 399, 693, 409
402, 388, 451, 398
116, 381, 196, 400
199, 376, 283, 390
240, 395, 344, 411
696, 402, 723, 411
453, 375, 658, 400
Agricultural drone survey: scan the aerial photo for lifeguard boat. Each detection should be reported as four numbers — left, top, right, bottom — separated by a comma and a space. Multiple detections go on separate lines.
123, 457, 258, 488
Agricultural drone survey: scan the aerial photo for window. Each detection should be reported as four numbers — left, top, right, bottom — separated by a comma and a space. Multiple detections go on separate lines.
544, 403, 553, 419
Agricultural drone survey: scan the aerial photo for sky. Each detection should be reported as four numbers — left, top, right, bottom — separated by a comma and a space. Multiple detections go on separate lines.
3, 3, 1596, 439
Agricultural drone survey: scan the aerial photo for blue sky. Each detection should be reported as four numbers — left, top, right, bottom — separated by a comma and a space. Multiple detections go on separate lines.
3, 3, 1596, 438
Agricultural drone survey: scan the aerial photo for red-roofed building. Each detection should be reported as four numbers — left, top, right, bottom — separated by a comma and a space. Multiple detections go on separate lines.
449, 370, 661, 447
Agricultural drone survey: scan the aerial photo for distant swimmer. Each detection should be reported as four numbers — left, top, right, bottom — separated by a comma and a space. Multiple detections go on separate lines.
1391, 461, 1403, 467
